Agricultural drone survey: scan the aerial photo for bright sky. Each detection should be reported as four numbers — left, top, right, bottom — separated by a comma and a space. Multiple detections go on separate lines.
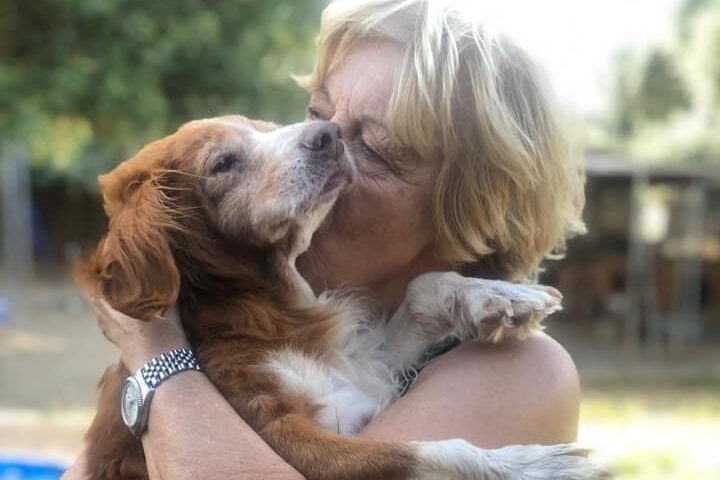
460, 0, 682, 115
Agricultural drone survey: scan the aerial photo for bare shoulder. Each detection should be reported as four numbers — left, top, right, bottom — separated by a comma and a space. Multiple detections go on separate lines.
420, 332, 580, 394
360, 333, 580, 448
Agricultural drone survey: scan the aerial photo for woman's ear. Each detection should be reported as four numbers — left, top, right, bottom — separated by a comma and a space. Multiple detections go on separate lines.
76, 172, 180, 322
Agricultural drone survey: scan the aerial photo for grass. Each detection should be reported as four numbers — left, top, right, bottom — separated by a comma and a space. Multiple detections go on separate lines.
579, 384, 720, 479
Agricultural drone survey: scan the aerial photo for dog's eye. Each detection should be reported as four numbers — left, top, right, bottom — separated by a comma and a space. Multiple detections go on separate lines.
210, 153, 240, 175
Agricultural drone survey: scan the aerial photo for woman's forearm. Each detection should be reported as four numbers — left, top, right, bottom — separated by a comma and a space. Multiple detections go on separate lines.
83, 300, 302, 479
142, 370, 303, 480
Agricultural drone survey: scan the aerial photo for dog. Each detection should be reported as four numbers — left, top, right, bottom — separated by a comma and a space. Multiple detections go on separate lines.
76, 116, 605, 479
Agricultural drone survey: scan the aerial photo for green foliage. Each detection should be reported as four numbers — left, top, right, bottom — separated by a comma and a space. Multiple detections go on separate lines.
676, 0, 720, 39
0, 0, 325, 185
593, 0, 720, 164
606, 50, 690, 140
631, 51, 690, 123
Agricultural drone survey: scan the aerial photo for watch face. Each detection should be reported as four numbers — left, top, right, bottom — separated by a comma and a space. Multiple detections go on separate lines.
121, 379, 140, 427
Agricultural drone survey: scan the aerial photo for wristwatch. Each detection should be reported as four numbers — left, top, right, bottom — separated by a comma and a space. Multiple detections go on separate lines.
120, 348, 200, 437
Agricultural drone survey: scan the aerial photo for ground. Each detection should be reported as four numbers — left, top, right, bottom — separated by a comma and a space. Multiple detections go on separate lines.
1, 278, 719, 478
580, 386, 720, 479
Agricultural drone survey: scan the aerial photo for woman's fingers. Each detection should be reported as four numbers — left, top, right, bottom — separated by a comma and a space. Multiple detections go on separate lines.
164, 305, 182, 326
90, 297, 121, 345
88, 297, 191, 371
88, 297, 147, 346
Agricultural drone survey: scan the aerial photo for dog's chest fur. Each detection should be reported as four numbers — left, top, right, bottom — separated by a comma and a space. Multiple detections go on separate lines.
184, 287, 403, 436
262, 296, 401, 436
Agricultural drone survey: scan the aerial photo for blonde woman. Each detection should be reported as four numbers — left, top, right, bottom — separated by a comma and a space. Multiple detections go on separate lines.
65, 0, 585, 478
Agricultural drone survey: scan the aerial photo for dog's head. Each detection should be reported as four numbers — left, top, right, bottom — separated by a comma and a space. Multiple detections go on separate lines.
77, 116, 354, 320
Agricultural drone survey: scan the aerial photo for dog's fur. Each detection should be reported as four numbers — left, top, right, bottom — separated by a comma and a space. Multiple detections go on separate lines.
77, 116, 605, 479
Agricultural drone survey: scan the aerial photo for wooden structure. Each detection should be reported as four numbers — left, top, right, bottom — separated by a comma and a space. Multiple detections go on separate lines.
545, 154, 720, 357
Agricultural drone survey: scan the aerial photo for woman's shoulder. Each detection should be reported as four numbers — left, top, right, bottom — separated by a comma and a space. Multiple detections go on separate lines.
421, 333, 578, 381
405, 333, 581, 446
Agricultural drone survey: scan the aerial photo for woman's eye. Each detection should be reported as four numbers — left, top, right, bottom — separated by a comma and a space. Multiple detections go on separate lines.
307, 107, 324, 120
210, 153, 238, 175
359, 140, 387, 165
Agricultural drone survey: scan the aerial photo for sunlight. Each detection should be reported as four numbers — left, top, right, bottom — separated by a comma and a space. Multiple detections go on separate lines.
456, 0, 681, 113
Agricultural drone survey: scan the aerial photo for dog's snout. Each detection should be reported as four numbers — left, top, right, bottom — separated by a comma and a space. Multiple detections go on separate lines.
300, 122, 343, 159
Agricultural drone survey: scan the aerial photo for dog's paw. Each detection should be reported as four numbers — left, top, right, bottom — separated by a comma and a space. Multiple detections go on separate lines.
407, 272, 562, 342
491, 443, 611, 480
459, 278, 563, 342
413, 439, 513, 479
413, 440, 609, 480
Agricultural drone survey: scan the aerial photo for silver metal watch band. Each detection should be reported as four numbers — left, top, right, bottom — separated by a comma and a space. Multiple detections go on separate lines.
121, 349, 201, 438
137, 348, 201, 389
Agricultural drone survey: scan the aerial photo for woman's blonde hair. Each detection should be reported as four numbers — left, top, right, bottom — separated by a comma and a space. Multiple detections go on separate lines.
301, 0, 586, 281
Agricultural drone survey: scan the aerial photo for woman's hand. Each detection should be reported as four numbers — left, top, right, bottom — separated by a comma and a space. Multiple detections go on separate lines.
74, 299, 304, 480
90, 298, 191, 372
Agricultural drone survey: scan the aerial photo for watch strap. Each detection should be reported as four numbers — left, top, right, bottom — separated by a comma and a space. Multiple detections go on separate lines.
137, 348, 200, 389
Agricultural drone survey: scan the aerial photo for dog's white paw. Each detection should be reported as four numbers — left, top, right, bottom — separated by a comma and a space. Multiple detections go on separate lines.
491, 443, 610, 480
408, 272, 563, 343
460, 278, 562, 342
413, 439, 609, 480
413, 439, 509, 479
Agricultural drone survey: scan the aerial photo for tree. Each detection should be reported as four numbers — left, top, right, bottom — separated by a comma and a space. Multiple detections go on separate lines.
593, 0, 720, 164
606, 49, 690, 140
0, 0, 325, 185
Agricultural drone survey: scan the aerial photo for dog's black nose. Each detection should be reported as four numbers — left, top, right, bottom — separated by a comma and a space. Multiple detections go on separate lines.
300, 121, 343, 159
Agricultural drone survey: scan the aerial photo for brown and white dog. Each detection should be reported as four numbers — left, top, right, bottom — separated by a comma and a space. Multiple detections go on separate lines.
77, 116, 604, 479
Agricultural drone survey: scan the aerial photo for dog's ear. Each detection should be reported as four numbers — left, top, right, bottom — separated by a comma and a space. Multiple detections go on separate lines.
100, 138, 172, 218
77, 145, 180, 321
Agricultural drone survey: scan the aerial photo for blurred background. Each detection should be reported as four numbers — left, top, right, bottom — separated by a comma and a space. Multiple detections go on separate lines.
0, 0, 718, 478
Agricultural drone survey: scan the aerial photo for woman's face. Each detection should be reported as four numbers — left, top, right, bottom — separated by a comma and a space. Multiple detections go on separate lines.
297, 40, 449, 307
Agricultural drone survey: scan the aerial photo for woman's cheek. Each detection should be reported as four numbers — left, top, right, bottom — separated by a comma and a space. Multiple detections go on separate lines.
328, 182, 375, 237
347, 148, 388, 181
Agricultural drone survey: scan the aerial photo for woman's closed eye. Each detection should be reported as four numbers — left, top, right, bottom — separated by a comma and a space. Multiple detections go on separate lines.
369, 140, 420, 183
356, 137, 416, 182
359, 139, 388, 166
307, 107, 326, 121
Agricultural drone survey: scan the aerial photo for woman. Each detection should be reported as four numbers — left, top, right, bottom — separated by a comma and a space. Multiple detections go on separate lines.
65, 0, 586, 478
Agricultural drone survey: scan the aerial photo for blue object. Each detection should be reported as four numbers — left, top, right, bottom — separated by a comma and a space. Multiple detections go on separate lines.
0, 457, 67, 480
0, 298, 10, 325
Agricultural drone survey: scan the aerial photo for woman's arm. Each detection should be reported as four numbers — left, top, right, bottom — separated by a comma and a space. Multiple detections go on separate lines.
63, 300, 303, 480
64, 301, 578, 479
141, 370, 303, 480
360, 332, 580, 447
64, 373, 303, 480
